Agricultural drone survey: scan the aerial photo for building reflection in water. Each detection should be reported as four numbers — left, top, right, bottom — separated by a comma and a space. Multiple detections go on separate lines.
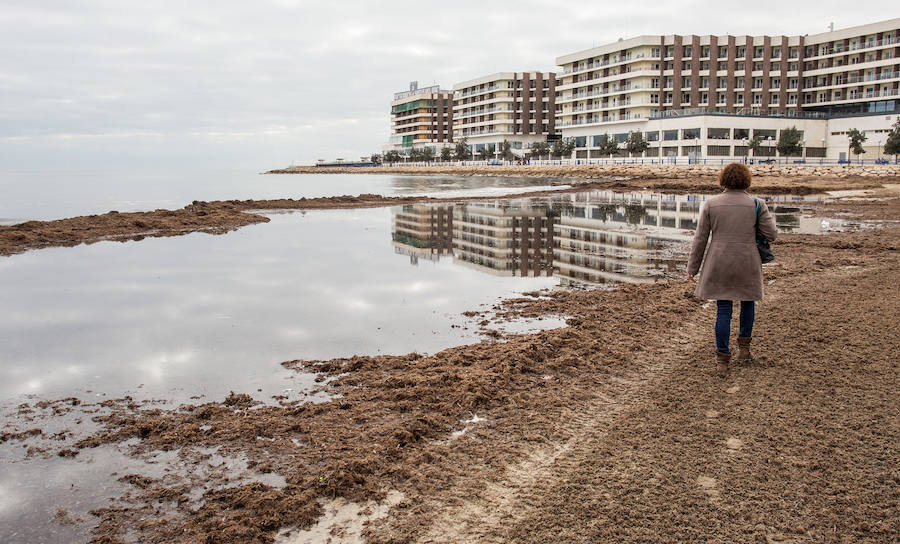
391, 204, 454, 264
391, 191, 819, 285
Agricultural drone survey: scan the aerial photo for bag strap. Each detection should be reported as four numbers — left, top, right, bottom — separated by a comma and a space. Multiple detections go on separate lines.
754, 197, 760, 228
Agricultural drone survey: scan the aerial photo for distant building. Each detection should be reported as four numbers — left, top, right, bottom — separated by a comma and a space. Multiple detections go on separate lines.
554, 18, 900, 160
452, 72, 557, 157
385, 81, 454, 154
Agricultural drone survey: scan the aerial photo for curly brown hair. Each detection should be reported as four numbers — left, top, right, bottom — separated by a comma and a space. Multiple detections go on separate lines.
718, 162, 752, 190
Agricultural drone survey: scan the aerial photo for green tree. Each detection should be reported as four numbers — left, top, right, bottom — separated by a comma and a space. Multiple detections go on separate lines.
454, 138, 470, 161
383, 150, 401, 165
625, 131, 650, 157
409, 148, 424, 162
596, 134, 619, 157
422, 147, 435, 163
776, 126, 803, 156
440, 147, 452, 162
370, 153, 382, 165
477, 146, 494, 161
530, 141, 550, 159
499, 140, 515, 161
847, 128, 867, 159
551, 138, 576, 158
884, 119, 900, 162
747, 135, 763, 157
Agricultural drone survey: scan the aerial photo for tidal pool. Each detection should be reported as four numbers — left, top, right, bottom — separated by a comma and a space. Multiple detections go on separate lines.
0, 188, 837, 542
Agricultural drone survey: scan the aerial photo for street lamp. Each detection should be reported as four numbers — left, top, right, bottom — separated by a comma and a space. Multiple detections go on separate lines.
801, 139, 806, 162
742, 137, 749, 163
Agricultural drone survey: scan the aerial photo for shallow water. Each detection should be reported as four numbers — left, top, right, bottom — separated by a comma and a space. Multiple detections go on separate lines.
0, 186, 843, 542
0, 169, 567, 223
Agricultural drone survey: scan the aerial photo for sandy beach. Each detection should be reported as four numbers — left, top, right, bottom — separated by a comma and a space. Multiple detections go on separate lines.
2, 177, 898, 543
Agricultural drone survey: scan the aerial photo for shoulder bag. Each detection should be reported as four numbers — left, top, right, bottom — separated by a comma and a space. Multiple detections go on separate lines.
754, 198, 775, 264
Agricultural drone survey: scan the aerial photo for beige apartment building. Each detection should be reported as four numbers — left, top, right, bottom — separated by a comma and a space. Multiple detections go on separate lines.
554, 18, 900, 160
386, 81, 454, 153
452, 72, 557, 156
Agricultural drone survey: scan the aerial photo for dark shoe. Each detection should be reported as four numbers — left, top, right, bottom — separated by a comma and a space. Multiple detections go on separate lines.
716, 351, 730, 377
735, 337, 752, 363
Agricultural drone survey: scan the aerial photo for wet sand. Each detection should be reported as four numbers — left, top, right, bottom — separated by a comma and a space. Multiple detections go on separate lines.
0, 177, 890, 257
3, 182, 899, 543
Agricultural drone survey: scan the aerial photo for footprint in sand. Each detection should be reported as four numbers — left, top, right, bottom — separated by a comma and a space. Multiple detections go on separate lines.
725, 437, 744, 450
696, 476, 720, 499
705, 409, 720, 418
726, 385, 740, 394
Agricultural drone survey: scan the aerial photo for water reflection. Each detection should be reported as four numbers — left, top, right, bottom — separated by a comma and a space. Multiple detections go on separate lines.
392, 191, 825, 286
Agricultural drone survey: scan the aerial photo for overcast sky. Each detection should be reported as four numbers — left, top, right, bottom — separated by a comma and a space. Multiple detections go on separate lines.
0, 1, 893, 170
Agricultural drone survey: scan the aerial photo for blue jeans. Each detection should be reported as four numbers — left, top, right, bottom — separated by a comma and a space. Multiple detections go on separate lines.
716, 300, 755, 354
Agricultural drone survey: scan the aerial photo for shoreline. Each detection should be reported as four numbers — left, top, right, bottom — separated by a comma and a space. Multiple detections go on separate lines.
0, 176, 890, 257
5, 206, 898, 542
266, 163, 900, 180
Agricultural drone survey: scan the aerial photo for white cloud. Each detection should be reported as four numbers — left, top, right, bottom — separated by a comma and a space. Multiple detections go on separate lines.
0, 0, 890, 169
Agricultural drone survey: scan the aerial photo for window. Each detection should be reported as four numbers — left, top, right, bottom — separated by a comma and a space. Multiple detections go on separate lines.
708, 128, 730, 139
682, 128, 701, 139
718, 46, 728, 58
652, 47, 661, 57
753, 129, 776, 139
735, 77, 745, 89
754, 47, 764, 58
733, 128, 750, 139
771, 78, 780, 89
717, 77, 728, 88
771, 47, 781, 58
651, 78, 660, 88
663, 129, 679, 141
708, 145, 731, 156
702, 46, 710, 57
736, 46, 746, 58
682, 76, 691, 88
700, 77, 709, 88
614, 133, 628, 143
718, 61, 728, 71
645, 131, 659, 142
681, 92, 691, 103
683, 45, 693, 57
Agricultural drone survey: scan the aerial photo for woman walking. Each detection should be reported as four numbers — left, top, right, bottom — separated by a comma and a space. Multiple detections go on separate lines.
687, 163, 778, 376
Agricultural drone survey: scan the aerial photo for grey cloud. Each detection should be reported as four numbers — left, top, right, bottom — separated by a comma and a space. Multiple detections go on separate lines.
0, 0, 888, 168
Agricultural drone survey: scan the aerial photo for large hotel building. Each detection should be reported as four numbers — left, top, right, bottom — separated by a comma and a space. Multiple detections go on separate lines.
386, 81, 454, 152
555, 18, 899, 160
452, 72, 557, 154
385, 18, 899, 160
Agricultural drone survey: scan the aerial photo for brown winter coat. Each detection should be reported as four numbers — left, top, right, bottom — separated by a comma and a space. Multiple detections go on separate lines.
687, 190, 778, 301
